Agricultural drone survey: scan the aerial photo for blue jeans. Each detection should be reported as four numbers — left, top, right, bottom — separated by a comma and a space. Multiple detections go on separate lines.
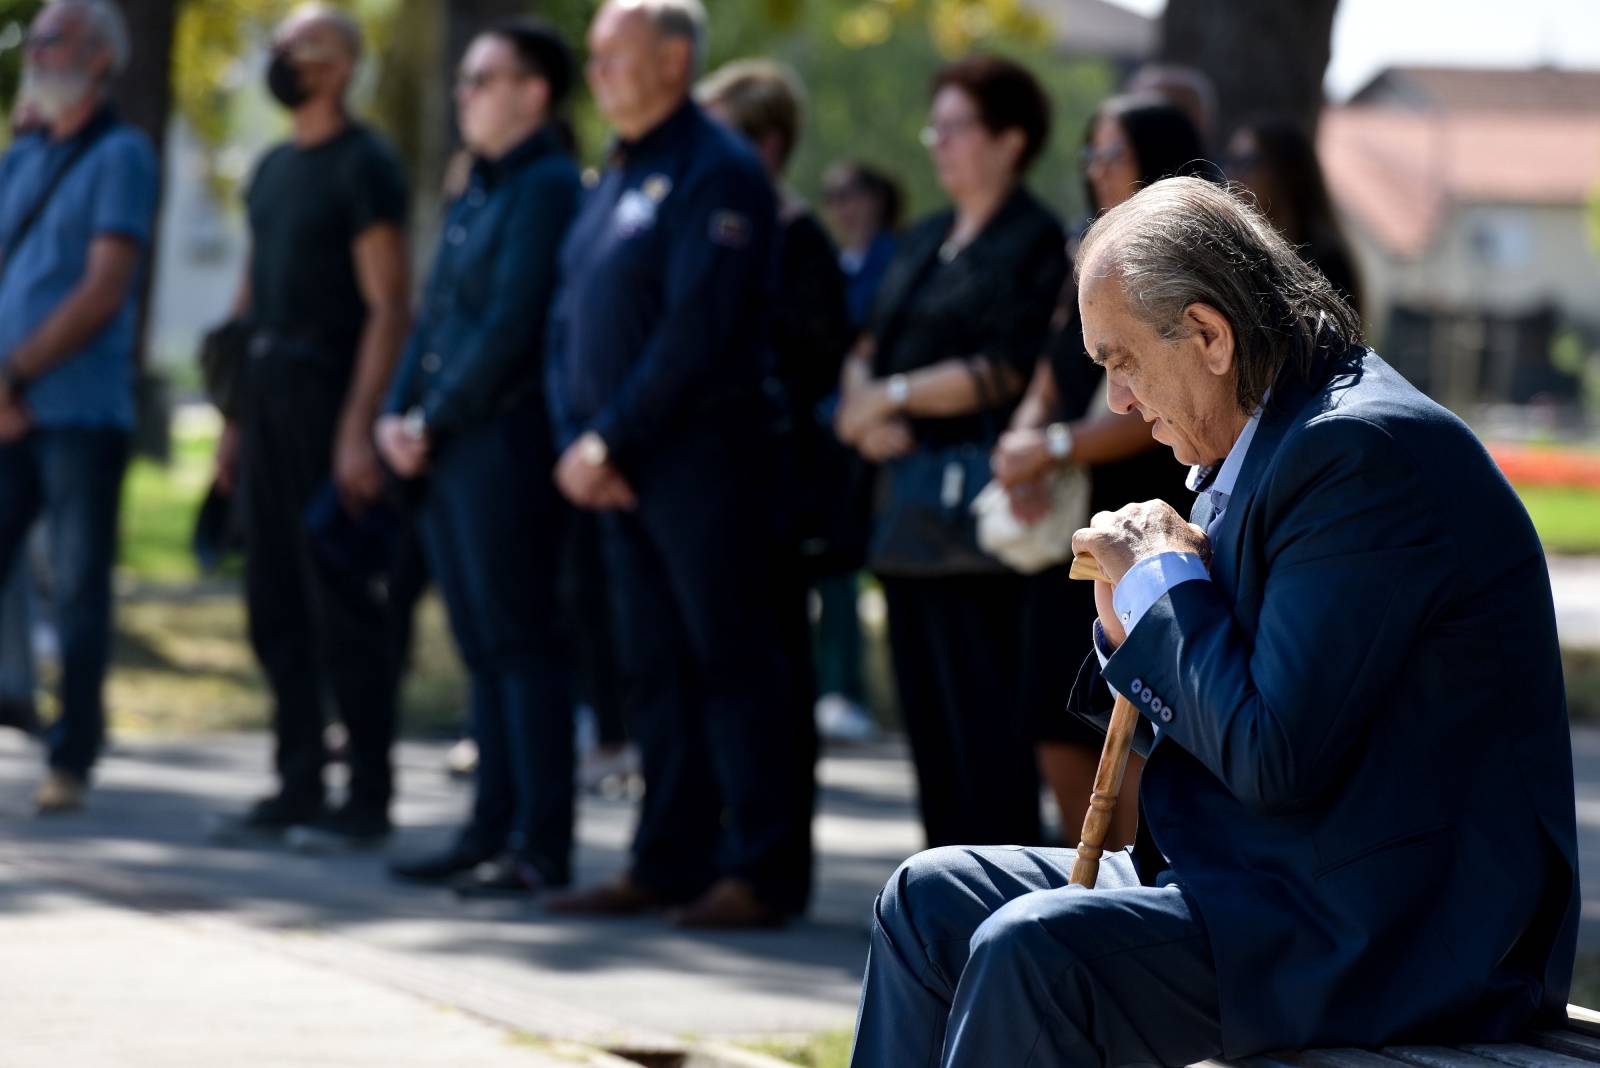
418, 403, 574, 882
0, 539, 35, 703
0, 427, 129, 778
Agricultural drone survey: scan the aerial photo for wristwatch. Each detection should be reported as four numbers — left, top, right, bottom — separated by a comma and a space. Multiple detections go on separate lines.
1046, 422, 1074, 461
578, 431, 609, 467
886, 373, 911, 411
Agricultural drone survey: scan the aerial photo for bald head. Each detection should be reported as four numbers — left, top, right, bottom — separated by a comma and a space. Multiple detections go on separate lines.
587, 0, 706, 138
271, 3, 361, 108
276, 3, 362, 63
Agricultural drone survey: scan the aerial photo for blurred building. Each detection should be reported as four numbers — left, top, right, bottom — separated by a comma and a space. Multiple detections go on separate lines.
1322, 65, 1600, 413
1030, 0, 1156, 63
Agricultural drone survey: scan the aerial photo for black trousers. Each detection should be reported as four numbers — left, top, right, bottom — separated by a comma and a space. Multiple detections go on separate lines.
599, 427, 814, 913
880, 573, 1040, 848
238, 351, 398, 812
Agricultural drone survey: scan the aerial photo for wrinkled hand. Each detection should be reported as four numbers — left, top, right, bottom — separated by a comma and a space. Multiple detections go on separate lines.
1070, 499, 1209, 585
333, 423, 385, 516
214, 420, 241, 494
554, 441, 637, 511
857, 417, 914, 463
375, 414, 428, 480
992, 428, 1052, 489
834, 381, 893, 445
0, 388, 31, 444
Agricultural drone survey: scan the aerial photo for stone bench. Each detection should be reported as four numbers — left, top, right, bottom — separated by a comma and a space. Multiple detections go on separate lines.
1196, 1007, 1600, 1068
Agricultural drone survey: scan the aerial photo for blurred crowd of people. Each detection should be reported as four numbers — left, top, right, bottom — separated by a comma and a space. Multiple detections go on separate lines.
0, 0, 1362, 928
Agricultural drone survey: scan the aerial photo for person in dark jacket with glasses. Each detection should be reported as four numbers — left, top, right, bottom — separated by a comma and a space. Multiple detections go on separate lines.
378, 19, 582, 896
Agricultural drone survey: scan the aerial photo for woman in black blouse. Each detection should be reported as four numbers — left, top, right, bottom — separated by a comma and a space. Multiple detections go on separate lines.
991, 94, 1210, 848
836, 55, 1066, 848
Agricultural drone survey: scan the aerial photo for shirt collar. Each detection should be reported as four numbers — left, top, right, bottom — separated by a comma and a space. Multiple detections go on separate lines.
1186, 390, 1269, 498
474, 124, 560, 187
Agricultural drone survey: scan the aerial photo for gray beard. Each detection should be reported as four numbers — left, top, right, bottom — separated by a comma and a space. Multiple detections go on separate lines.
20, 67, 94, 123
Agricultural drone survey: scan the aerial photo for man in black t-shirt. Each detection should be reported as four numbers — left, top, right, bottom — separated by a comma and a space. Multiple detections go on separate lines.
210, 4, 412, 851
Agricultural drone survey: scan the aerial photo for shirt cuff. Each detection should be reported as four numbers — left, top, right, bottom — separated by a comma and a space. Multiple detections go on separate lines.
1112, 552, 1210, 635
1092, 620, 1121, 701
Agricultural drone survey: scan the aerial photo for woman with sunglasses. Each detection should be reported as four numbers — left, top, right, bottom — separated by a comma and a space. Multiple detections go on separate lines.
377, 20, 583, 897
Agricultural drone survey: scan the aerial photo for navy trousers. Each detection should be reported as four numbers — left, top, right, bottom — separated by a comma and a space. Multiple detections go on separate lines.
0, 427, 128, 779
419, 402, 573, 882
851, 845, 1223, 1068
599, 426, 814, 913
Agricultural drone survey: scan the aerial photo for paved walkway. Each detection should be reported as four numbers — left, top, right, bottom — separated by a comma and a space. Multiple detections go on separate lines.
6, 719, 1600, 1065
0, 731, 919, 1064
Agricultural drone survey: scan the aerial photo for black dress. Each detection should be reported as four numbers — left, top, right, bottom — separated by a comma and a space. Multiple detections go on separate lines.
867, 188, 1068, 848
1023, 291, 1195, 748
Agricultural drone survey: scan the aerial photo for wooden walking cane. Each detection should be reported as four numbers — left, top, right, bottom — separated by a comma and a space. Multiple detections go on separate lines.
1065, 552, 1141, 889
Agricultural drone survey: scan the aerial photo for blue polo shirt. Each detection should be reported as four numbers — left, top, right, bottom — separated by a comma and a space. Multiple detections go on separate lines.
545, 100, 776, 463
0, 114, 159, 429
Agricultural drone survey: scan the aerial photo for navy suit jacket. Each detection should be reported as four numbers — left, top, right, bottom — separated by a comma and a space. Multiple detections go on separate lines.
1072, 345, 1578, 1056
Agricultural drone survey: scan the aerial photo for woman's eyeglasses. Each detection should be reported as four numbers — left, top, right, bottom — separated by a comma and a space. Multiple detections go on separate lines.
919, 116, 981, 148
1080, 143, 1128, 171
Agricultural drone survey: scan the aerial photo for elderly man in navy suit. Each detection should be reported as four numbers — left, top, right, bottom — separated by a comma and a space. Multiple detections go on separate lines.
849, 176, 1578, 1068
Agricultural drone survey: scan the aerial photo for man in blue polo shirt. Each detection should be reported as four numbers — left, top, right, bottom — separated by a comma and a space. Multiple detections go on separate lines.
0, 0, 158, 814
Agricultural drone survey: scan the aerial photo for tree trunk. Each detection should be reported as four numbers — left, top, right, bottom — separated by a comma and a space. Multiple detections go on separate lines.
112, 0, 177, 457
1159, 0, 1339, 141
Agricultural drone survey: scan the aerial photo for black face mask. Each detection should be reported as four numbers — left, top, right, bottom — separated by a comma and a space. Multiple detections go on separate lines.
265, 52, 309, 110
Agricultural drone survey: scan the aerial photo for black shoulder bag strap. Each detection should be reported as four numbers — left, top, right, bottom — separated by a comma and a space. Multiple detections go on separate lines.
0, 108, 119, 289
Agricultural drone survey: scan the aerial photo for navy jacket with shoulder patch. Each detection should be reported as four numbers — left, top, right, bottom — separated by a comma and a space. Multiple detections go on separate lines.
544, 100, 778, 464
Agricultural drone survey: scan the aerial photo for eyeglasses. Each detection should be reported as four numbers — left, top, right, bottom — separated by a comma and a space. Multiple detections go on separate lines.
456, 67, 524, 94
1080, 143, 1128, 171
919, 116, 981, 148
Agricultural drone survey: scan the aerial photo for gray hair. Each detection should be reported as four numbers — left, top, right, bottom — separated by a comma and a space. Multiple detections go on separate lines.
49, 0, 130, 79
623, 0, 707, 75
1076, 176, 1362, 415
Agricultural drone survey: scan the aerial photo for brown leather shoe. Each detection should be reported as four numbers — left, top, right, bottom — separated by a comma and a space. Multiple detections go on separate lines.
669, 878, 787, 930
544, 874, 660, 917
35, 770, 86, 814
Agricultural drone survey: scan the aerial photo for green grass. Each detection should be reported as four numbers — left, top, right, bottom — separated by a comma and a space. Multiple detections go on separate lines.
94, 414, 470, 737
740, 1031, 854, 1068
119, 417, 220, 582
1573, 954, 1600, 1010
1516, 486, 1600, 555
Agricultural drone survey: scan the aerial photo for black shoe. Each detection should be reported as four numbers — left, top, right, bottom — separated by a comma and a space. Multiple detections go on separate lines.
208, 794, 324, 847
452, 853, 569, 899
285, 804, 391, 855
0, 696, 40, 736
389, 841, 498, 885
